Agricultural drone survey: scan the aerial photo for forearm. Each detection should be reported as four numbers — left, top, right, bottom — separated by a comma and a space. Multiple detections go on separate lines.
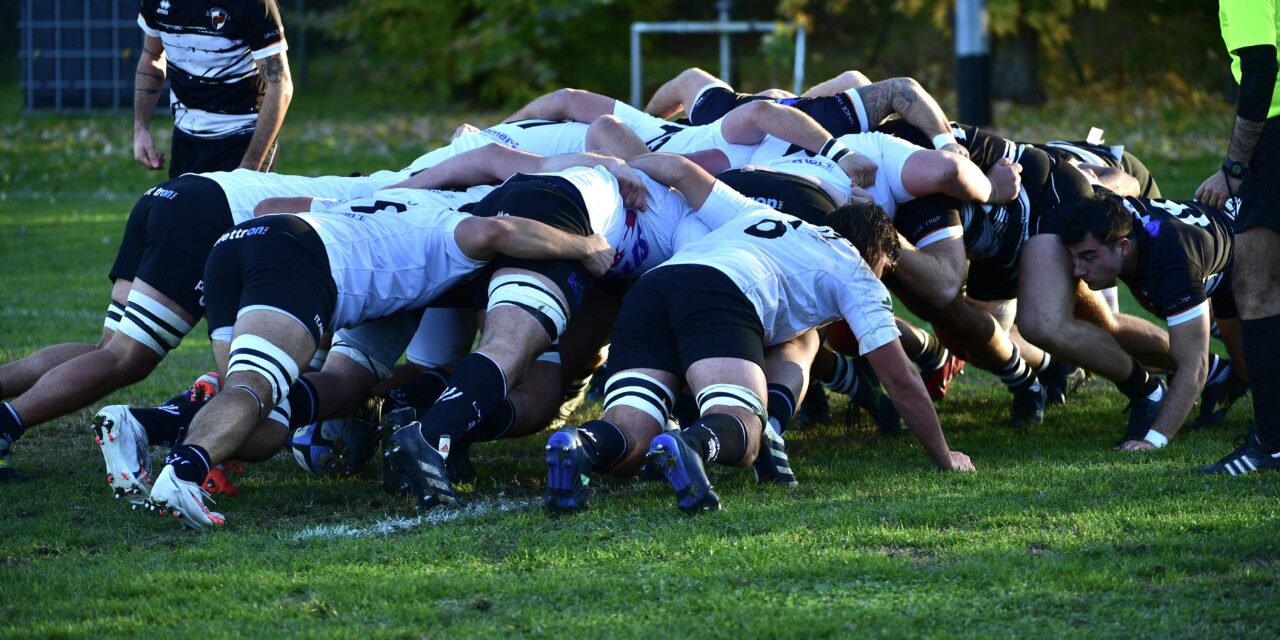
537, 151, 622, 174
392, 144, 542, 190
890, 79, 953, 144
489, 218, 591, 262
133, 49, 166, 130
1150, 358, 1204, 442
627, 153, 713, 206
1228, 45, 1277, 164
868, 341, 955, 468
240, 55, 293, 171
1227, 116, 1266, 165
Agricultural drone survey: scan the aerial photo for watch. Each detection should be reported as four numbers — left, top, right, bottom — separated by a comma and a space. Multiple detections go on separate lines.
1222, 159, 1246, 180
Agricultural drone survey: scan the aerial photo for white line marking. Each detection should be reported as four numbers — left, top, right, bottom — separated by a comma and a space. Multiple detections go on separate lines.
290, 497, 532, 540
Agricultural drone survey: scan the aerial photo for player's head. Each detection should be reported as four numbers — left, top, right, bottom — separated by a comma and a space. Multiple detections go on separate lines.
828, 201, 899, 277
1056, 193, 1133, 290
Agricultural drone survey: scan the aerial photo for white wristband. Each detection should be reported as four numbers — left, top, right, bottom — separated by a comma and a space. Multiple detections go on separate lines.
1143, 429, 1168, 448
932, 133, 956, 150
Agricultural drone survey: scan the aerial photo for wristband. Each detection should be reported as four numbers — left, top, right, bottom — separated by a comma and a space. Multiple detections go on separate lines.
1143, 429, 1168, 449
819, 138, 851, 164
309, 348, 329, 370
931, 133, 956, 150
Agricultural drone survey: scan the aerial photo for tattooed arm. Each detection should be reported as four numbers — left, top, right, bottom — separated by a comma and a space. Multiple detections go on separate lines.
133, 35, 167, 170
239, 52, 294, 171
856, 77, 964, 156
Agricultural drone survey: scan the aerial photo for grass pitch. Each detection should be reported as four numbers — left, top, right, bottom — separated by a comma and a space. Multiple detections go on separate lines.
1, 91, 1277, 638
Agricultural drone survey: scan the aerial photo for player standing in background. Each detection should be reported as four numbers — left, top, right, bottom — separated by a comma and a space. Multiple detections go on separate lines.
133, 0, 292, 177
1194, 0, 1280, 475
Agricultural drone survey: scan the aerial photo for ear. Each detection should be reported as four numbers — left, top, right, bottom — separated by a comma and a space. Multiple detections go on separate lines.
1117, 237, 1130, 256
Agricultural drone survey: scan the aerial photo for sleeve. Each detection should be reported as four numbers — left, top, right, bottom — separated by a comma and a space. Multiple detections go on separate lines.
831, 268, 901, 356
1221, 0, 1277, 53
244, 1, 288, 59
1153, 251, 1209, 327
892, 194, 963, 248
137, 11, 161, 37
951, 123, 1017, 170
694, 180, 774, 231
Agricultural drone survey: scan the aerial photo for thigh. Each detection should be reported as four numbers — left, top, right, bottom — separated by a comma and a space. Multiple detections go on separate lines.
1016, 234, 1076, 333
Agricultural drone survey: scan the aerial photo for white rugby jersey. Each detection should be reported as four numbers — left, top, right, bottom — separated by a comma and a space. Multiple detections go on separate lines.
203, 168, 406, 225
608, 104, 758, 167
660, 183, 900, 354
295, 192, 489, 330
139, 0, 286, 138
401, 122, 590, 175
746, 131, 923, 218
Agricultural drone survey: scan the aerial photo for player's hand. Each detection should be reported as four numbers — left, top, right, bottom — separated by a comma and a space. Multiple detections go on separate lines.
607, 162, 648, 211
945, 451, 975, 471
1114, 439, 1157, 452
847, 185, 876, 205
940, 141, 969, 159
452, 123, 481, 141
1194, 171, 1240, 211
579, 234, 615, 278
133, 129, 165, 171
838, 152, 878, 188
986, 157, 1022, 204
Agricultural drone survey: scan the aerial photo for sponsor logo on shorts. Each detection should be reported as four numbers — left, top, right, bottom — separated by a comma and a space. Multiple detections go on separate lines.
145, 186, 178, 200
752, 196, 785, 210
214, 226, 268, 245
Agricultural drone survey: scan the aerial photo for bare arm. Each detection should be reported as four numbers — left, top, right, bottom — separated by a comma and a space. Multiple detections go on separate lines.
391, 144, 546, 190
721, 101, 878, 187
857, 77, 961, 154
1119, 314, 1209, 450
239, 53, 294, 171
865, 339, 973, 470
253, 196, 315, 216
133, 35, 167, 171
626, 153, 716, 209
901, 151, 1021, 204
802, 70, 872, 97
453, 216, 614, 277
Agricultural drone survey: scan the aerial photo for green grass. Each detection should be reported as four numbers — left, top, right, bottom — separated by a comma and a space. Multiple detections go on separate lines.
1, 85, 1277, 638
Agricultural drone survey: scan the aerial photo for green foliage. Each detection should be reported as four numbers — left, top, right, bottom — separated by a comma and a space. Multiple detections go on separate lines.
321, 0, 674, 106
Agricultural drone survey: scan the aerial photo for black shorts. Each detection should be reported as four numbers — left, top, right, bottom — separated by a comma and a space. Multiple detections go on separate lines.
1235, 116, 1280, 236
609, 265, 765, 375
689, 86, 865, 136
108, 175, 234, 319
965, 259, 1019, 302
893, 194, 964, 248
202, 215, 336, 344
467, 173, 595, 313
1210, 272, 1239, 321
169, 129, 255, 179
717, 168, 838, 225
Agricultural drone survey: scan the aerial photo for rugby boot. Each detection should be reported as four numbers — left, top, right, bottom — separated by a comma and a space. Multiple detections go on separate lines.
0, 434, 30, 483
646, 433, 720, 514
1195, 427, 1280, 476
1122, 380, 1166, 444
378, 407, 416, 495
922, 353, 966, 402
793, 382, 831, 430
146, 465, 225, 530
203, 461, 244, 497
340, 395, 383, 476
386, 422, 463, 509
544, 426, 596, 514
851, 357, 904, 435
92, 405, 152, 503
1009, 380, 1046, 429
1187, 371, 1249, 431
752, 421, 798, 486
1039, 360, 1088, 407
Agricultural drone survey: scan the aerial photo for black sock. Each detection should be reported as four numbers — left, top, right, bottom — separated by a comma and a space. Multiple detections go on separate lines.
0, 402, 25, 442
418, 353, 507, 447
1243, 316, 1280, 451
465, 398, 516, 444
680, 413, 749, 465
0, 380, 5, 399
997, 344, 1037, 391
165, 444, 211, 484
913, 331, 947, 372
284, 377, 320, 429
1116, 358, 1160, 399
578, 419, 628, 472
766, 383, 797, 434
386, 367, 450, 413
820, 354, 859, 395
131, 389, 205, 447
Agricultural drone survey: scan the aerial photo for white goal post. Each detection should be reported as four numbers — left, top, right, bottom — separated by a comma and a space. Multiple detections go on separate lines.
629, 20, 807, 108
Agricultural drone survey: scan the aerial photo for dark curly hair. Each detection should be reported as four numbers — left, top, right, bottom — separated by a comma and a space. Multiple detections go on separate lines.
825, 201, 900, 271
1055, 193, 1132, 247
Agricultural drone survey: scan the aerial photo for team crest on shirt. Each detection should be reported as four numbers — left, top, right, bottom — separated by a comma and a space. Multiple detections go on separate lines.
207, 7, 230, 30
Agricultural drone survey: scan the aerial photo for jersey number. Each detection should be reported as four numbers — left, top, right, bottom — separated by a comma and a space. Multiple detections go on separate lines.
349, 200, 409, 215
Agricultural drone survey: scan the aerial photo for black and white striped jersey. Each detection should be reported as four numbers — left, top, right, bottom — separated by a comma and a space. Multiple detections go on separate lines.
139, 0, 287, 138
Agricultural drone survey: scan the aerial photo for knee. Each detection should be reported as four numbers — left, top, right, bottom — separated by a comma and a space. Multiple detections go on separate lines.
840, 70, 872, 87
1015, 314, 1059, 349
